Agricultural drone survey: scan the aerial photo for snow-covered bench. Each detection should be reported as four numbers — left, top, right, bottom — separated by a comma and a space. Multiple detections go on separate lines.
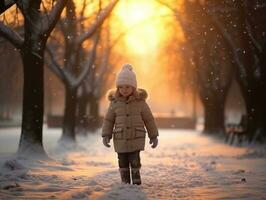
225, 115, 247, 144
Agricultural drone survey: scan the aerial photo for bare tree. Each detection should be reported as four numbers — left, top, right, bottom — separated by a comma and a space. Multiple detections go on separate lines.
77, 23, 115, 132
0, 0, 67, 156
156, 0, 235, 134
46, 0, 118, 142
163, 0, 266, 140
204, 0, 266, 140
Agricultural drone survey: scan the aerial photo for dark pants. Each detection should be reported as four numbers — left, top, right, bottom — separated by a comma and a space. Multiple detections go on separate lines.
117, 150, 141, 169
117, 151, 141, 184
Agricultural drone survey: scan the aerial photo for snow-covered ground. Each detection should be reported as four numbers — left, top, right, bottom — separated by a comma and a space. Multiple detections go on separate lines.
0, 128, 266, 200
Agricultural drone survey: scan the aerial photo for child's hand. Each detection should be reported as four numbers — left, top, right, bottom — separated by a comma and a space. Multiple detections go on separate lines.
149, 137, 158, 148
102, 137, 111, 148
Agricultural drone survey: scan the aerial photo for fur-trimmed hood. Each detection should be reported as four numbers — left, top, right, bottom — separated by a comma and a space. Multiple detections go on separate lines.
102, 87, 158, 153
107, 88, 148, 102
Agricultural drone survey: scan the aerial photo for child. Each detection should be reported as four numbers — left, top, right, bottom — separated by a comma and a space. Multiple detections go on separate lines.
101, 64, 159, 185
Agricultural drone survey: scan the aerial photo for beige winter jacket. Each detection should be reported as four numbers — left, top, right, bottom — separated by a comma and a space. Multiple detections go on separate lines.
102, 88, 159, 153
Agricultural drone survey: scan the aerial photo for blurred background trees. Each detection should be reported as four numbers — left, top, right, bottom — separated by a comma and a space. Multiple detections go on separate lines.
1, 0, 266, 153
157, 0, 266, 141
46, 0, 118, 143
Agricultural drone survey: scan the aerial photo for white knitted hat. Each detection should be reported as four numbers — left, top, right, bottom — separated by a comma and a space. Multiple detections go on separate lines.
116, 64, 137, 88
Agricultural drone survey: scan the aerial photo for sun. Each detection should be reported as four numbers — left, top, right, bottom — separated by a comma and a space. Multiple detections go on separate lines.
120, 3, 153, 24
112, 0, 170, 55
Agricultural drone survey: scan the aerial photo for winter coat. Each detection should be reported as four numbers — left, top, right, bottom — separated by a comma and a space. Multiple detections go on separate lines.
101, 88, 159, 153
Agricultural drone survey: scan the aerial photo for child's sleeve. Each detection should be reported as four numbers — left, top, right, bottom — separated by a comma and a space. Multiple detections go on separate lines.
141, 101, 159, 139
102, 102, 115, 138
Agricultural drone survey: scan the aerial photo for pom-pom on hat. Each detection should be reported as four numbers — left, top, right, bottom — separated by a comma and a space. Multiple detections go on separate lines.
116, 64, 137, 88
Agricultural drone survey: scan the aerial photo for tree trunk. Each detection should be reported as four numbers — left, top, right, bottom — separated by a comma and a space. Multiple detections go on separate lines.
60, 87, 77, 142
243, 87, 266, 141
18, 50, 46, 155
77, 94, 89, 134
88, 96, 100, 131
201, 94, 226, 134
235, 43, 266, 141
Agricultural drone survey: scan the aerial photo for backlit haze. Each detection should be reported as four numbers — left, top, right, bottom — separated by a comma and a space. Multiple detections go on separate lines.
100, 0, 192, 117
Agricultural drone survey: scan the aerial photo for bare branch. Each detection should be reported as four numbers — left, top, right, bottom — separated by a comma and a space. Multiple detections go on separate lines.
42, 0, 67, 36
109, 13, 172, 51
155, 0, 176, 13
155, 0, 192, 36
77, 0, 118, 45
205, 10, 248, 86
80, 0, 87, 20
71, 30, 100, 89
243, 0, 262, 54
0, 0, 16, 14
46, 44, 71, 84
0, 21, 23, 49
15, 0, 28, 17
245, 18, 262, 53
77, 16, 90, 24
46, 45, 63, 76
41, 1, 50, 24
58, 19, 68, 39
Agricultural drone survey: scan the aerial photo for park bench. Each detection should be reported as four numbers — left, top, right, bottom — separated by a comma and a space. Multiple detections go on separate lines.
225, 115, 247, 144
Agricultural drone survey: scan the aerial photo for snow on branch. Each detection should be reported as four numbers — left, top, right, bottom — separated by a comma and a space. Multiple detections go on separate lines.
46, 44, 72, 85
77, 0, 118, 45
0, 21, 23, 49
46, 30, 101, 90
0, 0, 16, 14
42, 0, 67, 37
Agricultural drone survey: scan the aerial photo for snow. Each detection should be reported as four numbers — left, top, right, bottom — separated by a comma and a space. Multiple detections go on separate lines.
1, 128, 266, 199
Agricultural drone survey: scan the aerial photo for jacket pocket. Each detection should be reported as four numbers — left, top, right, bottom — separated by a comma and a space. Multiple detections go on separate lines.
135, 127, 146, 138
113, 127, 123, 139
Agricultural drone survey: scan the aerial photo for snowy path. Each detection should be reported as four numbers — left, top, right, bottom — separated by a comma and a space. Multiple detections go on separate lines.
0, 128, 266, 200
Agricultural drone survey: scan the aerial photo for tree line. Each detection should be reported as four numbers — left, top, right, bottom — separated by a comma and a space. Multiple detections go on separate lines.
161, 0, 266, 141
0, 0, 118, 157
1, 0, 266, 158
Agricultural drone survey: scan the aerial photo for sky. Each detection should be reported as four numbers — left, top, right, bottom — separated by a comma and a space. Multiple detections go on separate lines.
99, 0, 193, 117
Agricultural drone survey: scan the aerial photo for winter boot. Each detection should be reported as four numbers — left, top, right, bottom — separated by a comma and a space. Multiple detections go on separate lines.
131, 168, 141, 185
119, 168, 130, 184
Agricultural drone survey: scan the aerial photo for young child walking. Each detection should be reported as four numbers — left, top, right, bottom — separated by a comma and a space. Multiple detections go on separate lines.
101, 64, 159, 185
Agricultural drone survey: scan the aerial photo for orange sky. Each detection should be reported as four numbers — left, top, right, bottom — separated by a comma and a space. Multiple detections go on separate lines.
98, 0, 194, 117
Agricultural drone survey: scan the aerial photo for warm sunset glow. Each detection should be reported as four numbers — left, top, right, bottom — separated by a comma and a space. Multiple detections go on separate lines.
112, 0, 171, 55
103, 0, 189, 117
